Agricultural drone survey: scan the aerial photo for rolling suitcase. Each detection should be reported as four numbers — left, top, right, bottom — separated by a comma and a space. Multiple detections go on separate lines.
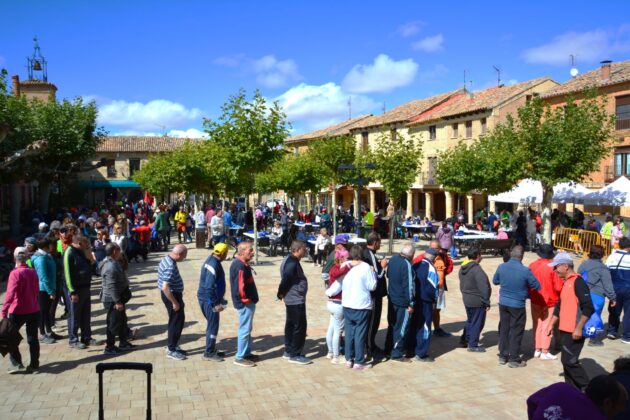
96, 362, 152, 420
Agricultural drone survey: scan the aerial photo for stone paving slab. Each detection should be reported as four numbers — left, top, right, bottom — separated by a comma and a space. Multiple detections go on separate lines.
1, 239, 628, 419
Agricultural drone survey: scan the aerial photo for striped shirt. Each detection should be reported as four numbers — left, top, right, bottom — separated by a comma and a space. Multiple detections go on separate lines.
158, 255, 184, 293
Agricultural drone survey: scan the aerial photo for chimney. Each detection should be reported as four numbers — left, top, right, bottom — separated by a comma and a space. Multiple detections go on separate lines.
11, 75, 20, 97
601, 60, 612, 80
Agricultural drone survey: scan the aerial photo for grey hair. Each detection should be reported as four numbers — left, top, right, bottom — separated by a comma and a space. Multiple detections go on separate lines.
400, 243, 415, 259
510, 245, 524, 260
14, 250, 28, 264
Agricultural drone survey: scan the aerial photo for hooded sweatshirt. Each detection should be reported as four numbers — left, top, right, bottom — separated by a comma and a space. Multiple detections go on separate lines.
436, 226, 453, 250
577, 258, 616, 300
31, 249, 56, 296
458, 260, 491, 308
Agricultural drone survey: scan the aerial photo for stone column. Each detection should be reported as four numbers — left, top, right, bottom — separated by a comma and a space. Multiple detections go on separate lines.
425, 192, 433, 220
445, 191, 454, 220
369, 189, 376, 213
467, 194, 474, 224
489, 200, 496, 213
406, 190, 413, 218
305, 191, 312, 210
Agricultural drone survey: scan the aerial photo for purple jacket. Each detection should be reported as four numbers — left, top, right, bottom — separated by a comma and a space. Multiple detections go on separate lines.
436, 226, 453, 250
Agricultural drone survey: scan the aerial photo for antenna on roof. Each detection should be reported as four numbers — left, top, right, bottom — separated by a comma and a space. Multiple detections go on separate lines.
155, 124, 167, 136
348, 96, 352, 120
463, 70, 467, 92
382, 101, 386, 114
570, 54, 579, 78
493, 65, 501, 87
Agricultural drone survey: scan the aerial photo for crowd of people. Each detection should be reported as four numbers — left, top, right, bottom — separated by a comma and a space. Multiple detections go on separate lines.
2, 199, 630, 418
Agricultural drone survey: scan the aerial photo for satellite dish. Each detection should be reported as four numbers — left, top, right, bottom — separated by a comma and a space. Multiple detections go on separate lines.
570, 67, 579, 77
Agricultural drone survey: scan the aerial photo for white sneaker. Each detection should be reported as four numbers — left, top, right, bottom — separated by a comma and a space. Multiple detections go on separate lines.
534, 350, 542, 358
331, 356, 342, 364
540, 352, 557, 360
326, 352, 333, 359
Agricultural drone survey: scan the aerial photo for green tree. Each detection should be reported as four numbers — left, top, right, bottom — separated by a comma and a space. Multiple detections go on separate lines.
308, 134, 356, 236
436, 94, 614, 244
204, 89, 289, 263
370, 131, 423, 253
0, 70, 104, 235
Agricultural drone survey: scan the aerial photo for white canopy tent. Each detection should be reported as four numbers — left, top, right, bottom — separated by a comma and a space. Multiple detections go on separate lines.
488, 179, 592, 205
488, 179, 542, 204
552, 182, 592, 204
583, 176, 630, 206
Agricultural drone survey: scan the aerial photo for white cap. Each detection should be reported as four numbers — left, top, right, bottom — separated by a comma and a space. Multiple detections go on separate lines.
38, 222, 48, 230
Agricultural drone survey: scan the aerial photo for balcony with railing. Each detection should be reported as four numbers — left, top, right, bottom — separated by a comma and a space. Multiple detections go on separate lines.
418, 172, 437, 185
617, 118, 630, 131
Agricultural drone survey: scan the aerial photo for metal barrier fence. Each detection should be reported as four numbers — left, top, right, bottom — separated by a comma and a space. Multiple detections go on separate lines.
553, 227, 612, 258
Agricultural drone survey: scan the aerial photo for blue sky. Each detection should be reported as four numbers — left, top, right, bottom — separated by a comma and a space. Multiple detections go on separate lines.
2, 0, 630, 137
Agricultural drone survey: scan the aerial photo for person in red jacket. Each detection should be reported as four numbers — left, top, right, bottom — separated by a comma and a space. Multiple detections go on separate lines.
529, 244, 563, 360
2, 247, 40, 374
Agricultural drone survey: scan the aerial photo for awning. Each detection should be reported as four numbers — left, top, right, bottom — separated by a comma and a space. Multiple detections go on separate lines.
79, 180, 140, 188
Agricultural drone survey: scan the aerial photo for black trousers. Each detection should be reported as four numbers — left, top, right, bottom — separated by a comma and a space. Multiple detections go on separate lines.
104, 301, 128, 347
384, 299, 396, 355
284, 304, 307, 357
161, 291, 185, 352
462, 306, 487, 348
38, 291, 54, 335
498, 305, 526, 362
560, 331, 589, 390
367, 295, 383, 355
9, 312, 40, 368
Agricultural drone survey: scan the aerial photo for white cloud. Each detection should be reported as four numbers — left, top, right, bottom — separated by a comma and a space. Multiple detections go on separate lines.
97, 99, 203, 131
411, 34, 444, 52
522, 28, 630, 65
111, 128, 208, 139
397, 21, 424, 38
214, 54, 302, 88
275, 82, 377, 132
342, 54, 419, 94
251, 55, 302, 88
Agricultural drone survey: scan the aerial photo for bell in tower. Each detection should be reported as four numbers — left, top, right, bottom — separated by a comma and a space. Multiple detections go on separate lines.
27, 36, 48, 82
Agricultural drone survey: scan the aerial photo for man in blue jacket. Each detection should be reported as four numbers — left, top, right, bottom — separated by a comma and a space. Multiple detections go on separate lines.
385, 243, 415, 362
412, 248, 440, 362
493, 245, 540, 368
198, 243, 229, 362
606, 237, 630, 343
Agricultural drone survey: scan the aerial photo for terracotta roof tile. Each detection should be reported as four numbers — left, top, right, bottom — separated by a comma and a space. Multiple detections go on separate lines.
542, 60, 630, 98
408, 77, 554, 125
96, 136, 201, 153
285, 114, 372, 143
349, 89, 464, 130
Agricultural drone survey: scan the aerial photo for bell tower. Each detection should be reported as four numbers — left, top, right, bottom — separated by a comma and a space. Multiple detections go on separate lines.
12, 37, 57, 102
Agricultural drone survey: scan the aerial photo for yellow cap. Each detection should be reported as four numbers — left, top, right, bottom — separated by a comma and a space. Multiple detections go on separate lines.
213, 243, 229, 255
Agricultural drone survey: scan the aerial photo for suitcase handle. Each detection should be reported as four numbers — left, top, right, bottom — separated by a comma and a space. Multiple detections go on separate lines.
97, 362, 152, 420
96, 362, 152, 374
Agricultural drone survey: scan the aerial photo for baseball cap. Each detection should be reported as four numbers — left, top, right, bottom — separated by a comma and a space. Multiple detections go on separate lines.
38, 222, 48, 230
547, 251, 573, 267
213, 243, 229, 255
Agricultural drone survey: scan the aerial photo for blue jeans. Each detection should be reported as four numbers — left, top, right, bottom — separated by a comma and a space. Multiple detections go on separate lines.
200, 301, 220, 354
343, 307, 370, 364
415, 301, 433, 358
236, 303, 256, 359
608, 287, 630, 340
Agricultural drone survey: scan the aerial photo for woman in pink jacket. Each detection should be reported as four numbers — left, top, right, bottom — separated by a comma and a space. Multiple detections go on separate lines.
2, 247, 40, 374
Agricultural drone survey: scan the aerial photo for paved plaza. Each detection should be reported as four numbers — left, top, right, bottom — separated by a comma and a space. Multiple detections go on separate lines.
0, 239, 628, 419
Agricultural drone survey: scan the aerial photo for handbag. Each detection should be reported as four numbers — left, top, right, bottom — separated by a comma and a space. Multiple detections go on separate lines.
120, 287, 132, 304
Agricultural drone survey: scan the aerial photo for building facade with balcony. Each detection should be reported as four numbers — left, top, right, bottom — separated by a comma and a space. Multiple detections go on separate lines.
543, 60, 630, 194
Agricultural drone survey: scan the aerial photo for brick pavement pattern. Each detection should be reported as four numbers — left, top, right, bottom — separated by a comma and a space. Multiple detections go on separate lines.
1, 240, 628, 419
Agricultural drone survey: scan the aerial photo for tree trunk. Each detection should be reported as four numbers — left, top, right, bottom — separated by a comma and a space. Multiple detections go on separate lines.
541, 185, 554, 245
10, 182, 21, 237
388, 199, 396, 254
39, 180, 51, 214
332, 185, 337, 237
